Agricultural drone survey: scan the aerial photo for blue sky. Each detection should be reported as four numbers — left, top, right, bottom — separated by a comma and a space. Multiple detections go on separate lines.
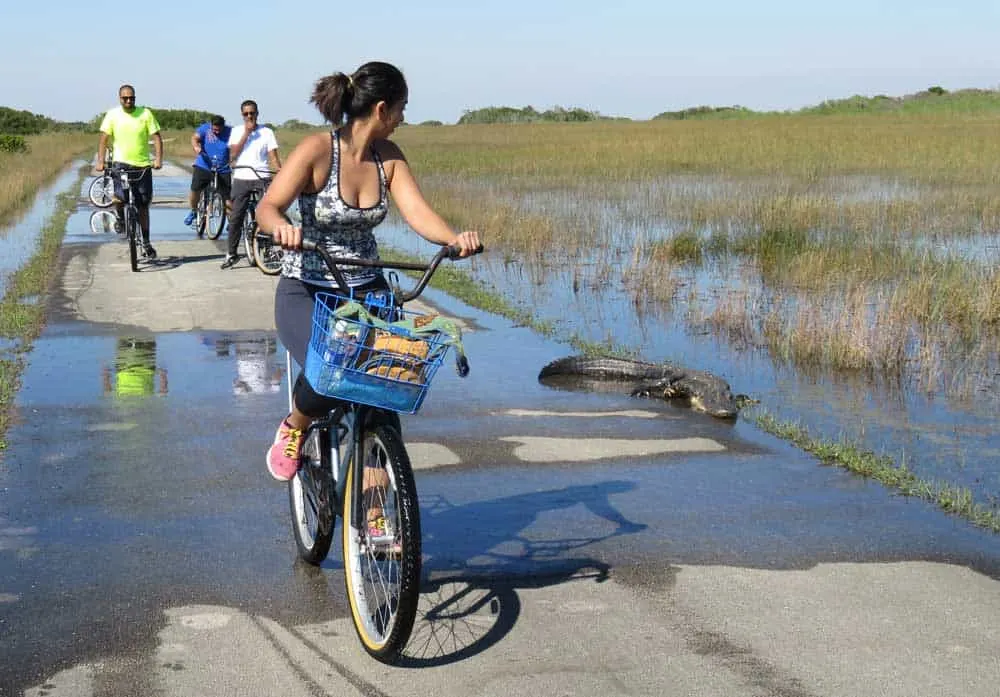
3, 0, 998, 125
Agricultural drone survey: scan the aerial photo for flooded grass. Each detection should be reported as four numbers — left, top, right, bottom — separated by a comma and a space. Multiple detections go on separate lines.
752, 409, 1000, 533
0, 133, 92, 227
386, 115, 1000, 528
0, 180, 82, 451
395, 115, 1000, 388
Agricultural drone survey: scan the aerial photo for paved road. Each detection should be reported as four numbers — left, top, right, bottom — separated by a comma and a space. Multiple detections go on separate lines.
2, 221, 1000, 696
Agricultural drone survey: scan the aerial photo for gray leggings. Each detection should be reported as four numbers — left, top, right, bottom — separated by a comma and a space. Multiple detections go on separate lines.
275, 275, 391, 418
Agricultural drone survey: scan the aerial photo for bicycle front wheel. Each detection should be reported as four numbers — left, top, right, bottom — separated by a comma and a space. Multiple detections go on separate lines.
289, 428, 336, 564
342, 422, 421, 663
205, 189, 225, 240
88, 174, 114, 208
240, 215, 257, 266
125, 207, 138, 272
253, 227, 284, 275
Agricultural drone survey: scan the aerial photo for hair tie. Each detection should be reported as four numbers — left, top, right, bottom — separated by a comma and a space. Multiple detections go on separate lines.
347, 75, 355, 91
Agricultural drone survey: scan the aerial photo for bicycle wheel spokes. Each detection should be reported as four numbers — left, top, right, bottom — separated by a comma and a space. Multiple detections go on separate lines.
289, 429, 335, 564
206, 191, 225, 239
253, 229, 284, 275
196, 194, 208, 236
88, 175, 114, 207
342, 423, 420, 662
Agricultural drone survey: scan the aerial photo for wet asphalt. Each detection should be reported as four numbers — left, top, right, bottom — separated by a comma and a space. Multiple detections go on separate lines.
1, 167, 1000, 696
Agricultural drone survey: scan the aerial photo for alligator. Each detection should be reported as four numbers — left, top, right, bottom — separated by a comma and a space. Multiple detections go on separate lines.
537, 355, 753, 419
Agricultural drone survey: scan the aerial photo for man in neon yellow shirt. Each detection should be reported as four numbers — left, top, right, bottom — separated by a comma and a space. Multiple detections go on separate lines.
96, 84, 163, 259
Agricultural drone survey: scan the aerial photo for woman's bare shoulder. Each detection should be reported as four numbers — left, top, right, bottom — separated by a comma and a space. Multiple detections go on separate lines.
373, 138, 406, 162
297, 131, 333, 157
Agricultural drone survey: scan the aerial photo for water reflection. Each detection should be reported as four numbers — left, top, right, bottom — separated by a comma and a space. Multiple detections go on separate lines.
202, 333, 284, 395
89, 209, 120, 236
103, 337, 168, 398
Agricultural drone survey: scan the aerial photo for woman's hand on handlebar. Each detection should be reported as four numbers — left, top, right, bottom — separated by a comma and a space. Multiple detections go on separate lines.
271, 221, 303, 250
451, 230, 482, 257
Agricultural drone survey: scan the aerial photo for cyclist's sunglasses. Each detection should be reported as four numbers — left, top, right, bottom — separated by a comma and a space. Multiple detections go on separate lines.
120, 95, 136, 102
242, 110, 258, 117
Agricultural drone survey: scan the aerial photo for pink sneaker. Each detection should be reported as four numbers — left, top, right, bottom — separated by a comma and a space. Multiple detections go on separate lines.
266, 419, 303, 481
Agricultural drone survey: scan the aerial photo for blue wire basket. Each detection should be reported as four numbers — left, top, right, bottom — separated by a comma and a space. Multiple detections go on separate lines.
304, 291, 452, 414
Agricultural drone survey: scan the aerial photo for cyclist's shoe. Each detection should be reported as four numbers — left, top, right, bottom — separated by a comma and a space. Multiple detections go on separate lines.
142, 244, 157, 259
267, 419, 303, 481
366, 515, 402, 556
220, 254, 239, 270
183, 210, 197, 226
113, 216, 124, 236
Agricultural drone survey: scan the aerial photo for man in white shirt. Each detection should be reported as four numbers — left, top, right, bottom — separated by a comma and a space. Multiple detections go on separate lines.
223, 99, 281, 269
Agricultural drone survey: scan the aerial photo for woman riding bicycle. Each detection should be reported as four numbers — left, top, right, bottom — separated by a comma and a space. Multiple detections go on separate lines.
255, 60, 481, 484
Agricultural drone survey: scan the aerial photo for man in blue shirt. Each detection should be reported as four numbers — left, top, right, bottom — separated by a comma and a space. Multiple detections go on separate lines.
184, 115, 232, 233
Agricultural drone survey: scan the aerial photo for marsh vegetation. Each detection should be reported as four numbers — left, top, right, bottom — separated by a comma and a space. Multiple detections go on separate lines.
388, 113, 1000, 527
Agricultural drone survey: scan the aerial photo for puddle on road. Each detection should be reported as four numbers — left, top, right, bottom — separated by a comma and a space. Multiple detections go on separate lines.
17, 329, 289, 406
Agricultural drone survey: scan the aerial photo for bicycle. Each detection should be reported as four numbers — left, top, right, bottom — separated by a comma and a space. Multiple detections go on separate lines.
273, 236, 482, 663
194, 154, 227, 240
88, 149, 115, 208
113, 165, 152, 273
231, 165, 283, 275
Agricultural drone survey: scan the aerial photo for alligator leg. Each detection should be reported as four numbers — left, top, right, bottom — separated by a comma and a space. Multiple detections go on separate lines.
630, 374, 687, 400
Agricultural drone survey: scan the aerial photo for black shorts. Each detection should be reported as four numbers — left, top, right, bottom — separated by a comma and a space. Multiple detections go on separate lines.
111, 163, 153, 207
191, 167, 232, 199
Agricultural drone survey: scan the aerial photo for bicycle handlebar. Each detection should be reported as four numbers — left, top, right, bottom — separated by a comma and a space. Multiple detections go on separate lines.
231, 165, 275, 180
258, 233, 484, 303
115, 166, 152, 183
198, 152, 227, 170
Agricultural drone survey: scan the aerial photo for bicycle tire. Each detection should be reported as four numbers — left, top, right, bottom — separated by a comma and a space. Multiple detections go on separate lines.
126, 207, 139, 272
206, 189, 225, 240
289, 427, 336, 564
253, 226, 284, 275
196, 192, 208, 237
342, 422, 421, 663
242, 215, 257, 267
88, 174, 114, 208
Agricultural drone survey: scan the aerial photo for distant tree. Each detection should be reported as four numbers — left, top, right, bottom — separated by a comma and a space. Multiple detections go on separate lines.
86, 108, 215, 131
458, 105, 607, 124
280, 118, 318, 130
0, 107, 55, 135
927, 86, 947, 96
652, 105, 753, 120
417, 120, 444, 126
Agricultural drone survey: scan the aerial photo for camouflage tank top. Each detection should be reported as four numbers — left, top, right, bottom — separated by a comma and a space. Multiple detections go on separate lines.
281, 129, 388, 287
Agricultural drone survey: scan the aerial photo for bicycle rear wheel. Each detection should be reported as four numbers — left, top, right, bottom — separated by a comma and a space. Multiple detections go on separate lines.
342, 422, 421, 663
205, 189, 226, 240
253, 227, 284, 275
88, 174, 114, 208
242, 216, 257, 266
289, 427, 336, 564
125, 207, 138, 272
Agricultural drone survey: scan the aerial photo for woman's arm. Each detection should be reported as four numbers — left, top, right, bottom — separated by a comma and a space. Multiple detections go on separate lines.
380, 141, 481, 255
256, 132, 327, 248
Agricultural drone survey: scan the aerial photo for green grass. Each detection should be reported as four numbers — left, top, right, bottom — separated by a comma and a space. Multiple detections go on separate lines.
0, 174, 82, 451
750, 409, 1000, 533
